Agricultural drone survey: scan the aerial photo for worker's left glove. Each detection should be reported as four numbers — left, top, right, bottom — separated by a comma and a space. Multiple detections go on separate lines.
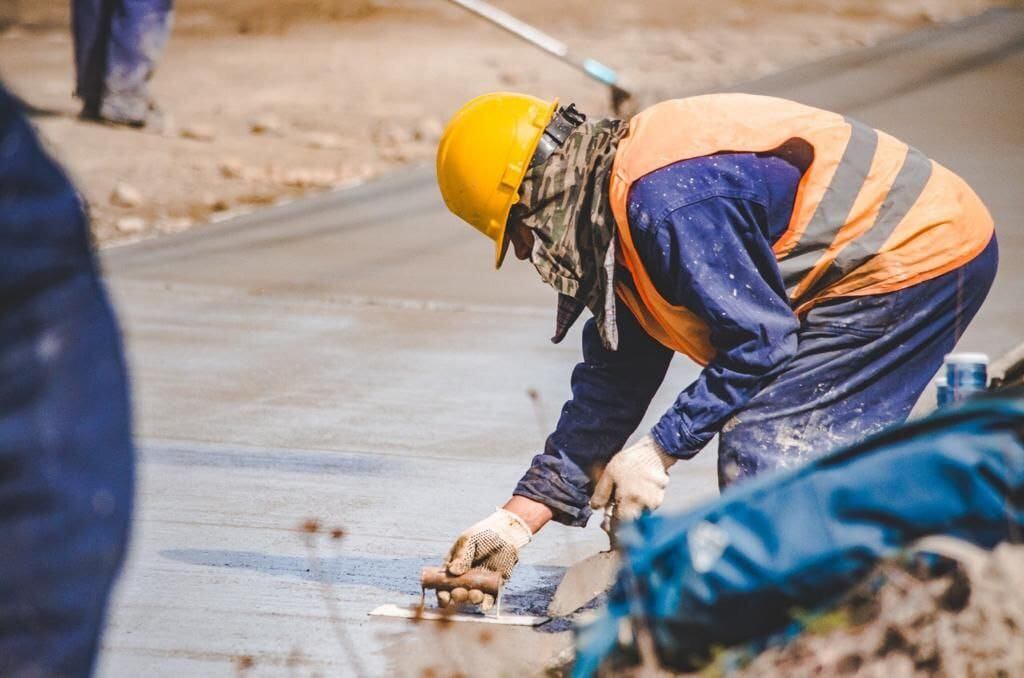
441, 508, 532, 610
591, 434, 676, 521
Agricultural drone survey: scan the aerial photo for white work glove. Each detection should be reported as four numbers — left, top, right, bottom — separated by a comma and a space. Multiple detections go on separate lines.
591, 434, 676, 521
441, 508, 532, 610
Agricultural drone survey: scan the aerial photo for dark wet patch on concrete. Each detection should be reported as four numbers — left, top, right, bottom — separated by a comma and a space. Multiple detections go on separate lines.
142, 442, 396, 476
161, 548, 432, 594
501, 564, 566, 617
161, 547, 570, 619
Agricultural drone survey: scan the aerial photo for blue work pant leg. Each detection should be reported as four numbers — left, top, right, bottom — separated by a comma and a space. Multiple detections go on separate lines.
100, 0, 174, 123
72, 0, 116, 116
718, 235, 998, 488
73, 0, 174, 122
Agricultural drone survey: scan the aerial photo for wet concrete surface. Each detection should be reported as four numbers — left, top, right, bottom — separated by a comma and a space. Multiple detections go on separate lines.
96, 10, 1023, 676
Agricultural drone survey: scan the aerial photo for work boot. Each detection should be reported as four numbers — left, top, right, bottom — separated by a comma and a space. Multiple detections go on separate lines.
80, 98, 168, 134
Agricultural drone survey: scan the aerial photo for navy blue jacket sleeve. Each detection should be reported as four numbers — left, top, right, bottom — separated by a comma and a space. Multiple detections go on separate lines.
639, 196, 799, 458
513, 299, 673, 526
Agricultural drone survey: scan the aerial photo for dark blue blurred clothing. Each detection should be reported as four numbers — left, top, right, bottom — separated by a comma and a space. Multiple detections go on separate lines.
514, 153, 997, 526
0, 84, 133, 676
73, 0, 174, 123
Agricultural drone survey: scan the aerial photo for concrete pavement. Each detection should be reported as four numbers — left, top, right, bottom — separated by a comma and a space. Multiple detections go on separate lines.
96, 9, 1024, 676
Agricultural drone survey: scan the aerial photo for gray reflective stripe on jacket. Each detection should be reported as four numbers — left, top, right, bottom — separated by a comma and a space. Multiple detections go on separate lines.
775, 117, 933, 304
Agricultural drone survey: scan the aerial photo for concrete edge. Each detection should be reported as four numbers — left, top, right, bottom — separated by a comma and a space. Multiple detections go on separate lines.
101, 162, 434, 263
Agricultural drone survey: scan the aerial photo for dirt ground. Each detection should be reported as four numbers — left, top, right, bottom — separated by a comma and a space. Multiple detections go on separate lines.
542, 541, 1024, 676
736, 541, 1024, 677
0, 0, 1004, 244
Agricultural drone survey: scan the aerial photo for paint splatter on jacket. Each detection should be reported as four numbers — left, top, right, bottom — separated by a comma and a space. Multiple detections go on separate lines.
514, 152, 803, 526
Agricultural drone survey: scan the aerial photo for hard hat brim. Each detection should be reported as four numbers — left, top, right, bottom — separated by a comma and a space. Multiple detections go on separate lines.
495, 230, 512, 268
493, 97, 559, 269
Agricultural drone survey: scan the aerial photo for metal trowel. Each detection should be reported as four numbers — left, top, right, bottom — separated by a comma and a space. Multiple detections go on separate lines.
547, 506, 622, 617
370, 566, 549, 626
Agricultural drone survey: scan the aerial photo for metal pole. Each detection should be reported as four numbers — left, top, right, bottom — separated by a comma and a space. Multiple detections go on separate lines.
445, 0, 633, 113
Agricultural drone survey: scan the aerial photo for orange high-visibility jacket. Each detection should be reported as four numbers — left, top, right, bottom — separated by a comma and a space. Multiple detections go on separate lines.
610, 94, 994, 366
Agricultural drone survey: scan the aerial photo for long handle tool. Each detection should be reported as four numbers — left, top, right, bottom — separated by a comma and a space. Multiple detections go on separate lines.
445, 0, 634, 115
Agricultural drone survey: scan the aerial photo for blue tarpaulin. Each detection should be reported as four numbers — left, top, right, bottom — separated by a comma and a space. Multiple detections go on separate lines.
574, 392, 1024, 675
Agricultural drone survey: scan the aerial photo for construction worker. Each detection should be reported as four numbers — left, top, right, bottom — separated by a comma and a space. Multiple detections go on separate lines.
434, 92, 997, 608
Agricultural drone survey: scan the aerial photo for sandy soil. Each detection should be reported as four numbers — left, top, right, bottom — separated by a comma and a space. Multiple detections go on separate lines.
737, 541, 1024, 677
543, 541, 1024, 677
0, 0, 1003, 244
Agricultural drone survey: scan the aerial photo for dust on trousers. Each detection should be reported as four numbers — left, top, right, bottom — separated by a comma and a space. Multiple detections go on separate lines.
73, 0, 174, 123
719, 234, 998, 486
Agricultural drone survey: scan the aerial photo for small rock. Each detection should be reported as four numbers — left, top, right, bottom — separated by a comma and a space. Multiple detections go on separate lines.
237, 192, 276, 206
497, 69, 521, 86
116, 216, 146, 233
280, 167, 338, 188
110, 182, 143, 208
413, 116, 444, 143
305, 132, 347, 150
201, 193, 230, 211
157, 217, 192, 234
180, 124, 215, 142
379, 146, 409, 163
249, 114, 284, 136
219, 158, 244, 179
374, 122, 413, 147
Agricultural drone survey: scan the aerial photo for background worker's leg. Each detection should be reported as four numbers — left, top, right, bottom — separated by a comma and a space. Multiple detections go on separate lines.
72, 0, 116, 118
718, 235, 998, 487
99, 0, 174, 124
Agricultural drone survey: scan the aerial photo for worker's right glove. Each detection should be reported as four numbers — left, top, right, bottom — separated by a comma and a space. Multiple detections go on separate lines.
591, 434, 676, 521
441, 508, 532, 610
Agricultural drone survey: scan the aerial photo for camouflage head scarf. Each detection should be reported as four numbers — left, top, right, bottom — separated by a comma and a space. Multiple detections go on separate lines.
515, 116, 628, 350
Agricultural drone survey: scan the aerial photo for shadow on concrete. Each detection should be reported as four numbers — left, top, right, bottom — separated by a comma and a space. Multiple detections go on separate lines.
160, 548, 567, 619
11, 91, 68, 118
142, 443, 398, 476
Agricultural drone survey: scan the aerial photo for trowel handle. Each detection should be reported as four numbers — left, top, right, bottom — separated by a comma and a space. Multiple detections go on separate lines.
420, 566, 501, 595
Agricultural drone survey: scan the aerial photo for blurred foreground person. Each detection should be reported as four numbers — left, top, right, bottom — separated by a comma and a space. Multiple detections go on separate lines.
433, 92, 997, 605
0, 84, 134, 675
72, 0, 174, 127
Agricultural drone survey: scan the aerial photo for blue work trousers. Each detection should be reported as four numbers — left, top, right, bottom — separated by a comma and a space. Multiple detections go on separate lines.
719, 234, 999, 487
72, 0, 174, 122
0, 84, 134, 676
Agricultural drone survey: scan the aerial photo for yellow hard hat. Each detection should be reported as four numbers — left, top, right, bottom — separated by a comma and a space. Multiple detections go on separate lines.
436, 92, 558, 268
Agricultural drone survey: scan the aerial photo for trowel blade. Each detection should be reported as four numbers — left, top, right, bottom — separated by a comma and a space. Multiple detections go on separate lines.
369, 603, 549, 626
547, 550, 621, 617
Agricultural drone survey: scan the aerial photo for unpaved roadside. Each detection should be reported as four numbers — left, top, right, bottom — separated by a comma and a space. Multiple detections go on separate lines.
0, 0, 1002, 245
736, 542, 1024, 677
